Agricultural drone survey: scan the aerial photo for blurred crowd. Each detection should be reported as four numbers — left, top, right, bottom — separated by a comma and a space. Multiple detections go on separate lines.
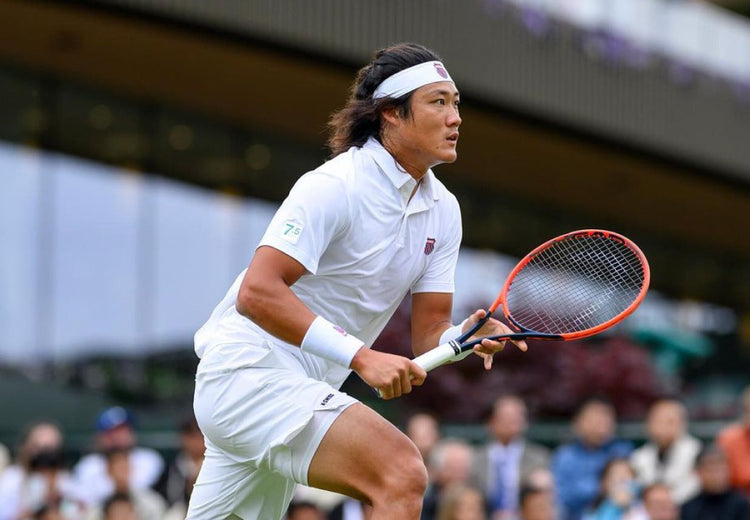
0, 407, 203, 520
0, 386, 748, 520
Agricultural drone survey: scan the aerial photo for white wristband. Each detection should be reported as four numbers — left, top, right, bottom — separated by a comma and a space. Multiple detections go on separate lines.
439, 319, 472, 362
301, 316, 364, 368
439, 319, 468, 346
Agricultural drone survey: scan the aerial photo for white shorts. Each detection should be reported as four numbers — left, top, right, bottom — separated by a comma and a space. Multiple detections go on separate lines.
186, 343, 357, 520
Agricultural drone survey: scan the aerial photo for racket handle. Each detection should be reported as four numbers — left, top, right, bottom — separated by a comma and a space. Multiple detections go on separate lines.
412, 341, 463, 372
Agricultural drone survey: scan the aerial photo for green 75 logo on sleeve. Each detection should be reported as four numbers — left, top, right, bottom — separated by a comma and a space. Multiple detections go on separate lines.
281, 220, 303, 244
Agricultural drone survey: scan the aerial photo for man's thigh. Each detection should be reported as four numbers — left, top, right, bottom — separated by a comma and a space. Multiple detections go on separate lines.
306, 402, 425, 503
186, 438, 296, 520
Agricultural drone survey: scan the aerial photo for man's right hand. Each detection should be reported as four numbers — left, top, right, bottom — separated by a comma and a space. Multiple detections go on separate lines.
350, 348, 427, 400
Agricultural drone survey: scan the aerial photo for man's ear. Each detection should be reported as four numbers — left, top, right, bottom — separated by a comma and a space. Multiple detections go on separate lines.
381, 105, 401, 127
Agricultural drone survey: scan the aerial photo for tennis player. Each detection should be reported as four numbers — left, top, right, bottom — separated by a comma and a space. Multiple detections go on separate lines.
186, 42, 527, 520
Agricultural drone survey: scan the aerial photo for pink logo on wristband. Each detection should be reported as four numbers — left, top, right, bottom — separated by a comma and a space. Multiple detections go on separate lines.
333, 325, 348, 336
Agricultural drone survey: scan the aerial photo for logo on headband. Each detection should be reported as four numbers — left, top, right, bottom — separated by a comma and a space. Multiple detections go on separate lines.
434, 63, 448, 79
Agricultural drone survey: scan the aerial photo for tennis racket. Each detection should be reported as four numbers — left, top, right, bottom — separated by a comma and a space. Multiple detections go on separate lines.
414, 229, 650, 372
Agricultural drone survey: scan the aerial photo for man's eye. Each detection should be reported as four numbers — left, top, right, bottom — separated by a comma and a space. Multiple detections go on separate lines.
435, 99, 446, 105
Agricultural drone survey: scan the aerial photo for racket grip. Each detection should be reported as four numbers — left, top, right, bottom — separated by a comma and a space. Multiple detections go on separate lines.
412, 341, 463, 372
375, 341, 464, 398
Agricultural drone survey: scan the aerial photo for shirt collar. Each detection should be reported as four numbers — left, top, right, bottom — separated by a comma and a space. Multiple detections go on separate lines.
362, 137, 440, 202
489, 438, 524, 458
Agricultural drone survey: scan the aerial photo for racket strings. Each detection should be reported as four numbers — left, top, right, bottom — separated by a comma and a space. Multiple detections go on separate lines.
506, 235, 645, 335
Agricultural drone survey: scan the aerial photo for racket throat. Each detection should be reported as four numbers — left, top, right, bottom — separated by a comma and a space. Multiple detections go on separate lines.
449, 339, 464, 355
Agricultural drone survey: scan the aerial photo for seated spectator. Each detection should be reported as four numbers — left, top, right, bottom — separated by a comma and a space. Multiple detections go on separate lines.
84, 448, 166, 520
0, 442, 9, 475
718, 384, 750, 500
681, 444, 750, 520
519, 485, 558, 520
521, 468, 560, 519
0, 421, 86, 520
102, 494, 137, 520
582, 458, 646, 520
155, 414, 205, 520
285, 500, 327, 520
327, 498, 372, 520
423, 439, 476, 520
32, 502, 65, 520
552, 398, 633, 520
406, 412, 441, 465
436, 485, 487, 520
641, 483, 678, 520
74, 407, 164, 506
475, 395, 550, 520
522, 467, 557, 497
630, 398, 700, 504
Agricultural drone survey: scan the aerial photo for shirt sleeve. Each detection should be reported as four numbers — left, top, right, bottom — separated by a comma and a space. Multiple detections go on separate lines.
412, 193, 462, 294
258, 171, 350, 274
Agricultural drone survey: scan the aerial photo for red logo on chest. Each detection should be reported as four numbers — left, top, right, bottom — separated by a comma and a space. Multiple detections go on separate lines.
424, 238, 436, 255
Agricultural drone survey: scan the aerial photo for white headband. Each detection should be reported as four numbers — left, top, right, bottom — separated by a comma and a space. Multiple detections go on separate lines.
372, 61, 454, 99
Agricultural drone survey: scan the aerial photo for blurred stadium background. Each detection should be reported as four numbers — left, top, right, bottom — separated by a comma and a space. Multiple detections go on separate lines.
1, 0, 750, 454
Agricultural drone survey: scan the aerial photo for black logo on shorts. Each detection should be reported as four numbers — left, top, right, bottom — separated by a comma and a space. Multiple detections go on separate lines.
320, 393, 334, 406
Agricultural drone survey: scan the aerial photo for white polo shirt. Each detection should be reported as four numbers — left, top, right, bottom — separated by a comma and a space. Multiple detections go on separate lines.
194, 137, 462, 388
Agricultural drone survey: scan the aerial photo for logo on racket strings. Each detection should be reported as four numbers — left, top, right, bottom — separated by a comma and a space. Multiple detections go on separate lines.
424, 237, 436, 255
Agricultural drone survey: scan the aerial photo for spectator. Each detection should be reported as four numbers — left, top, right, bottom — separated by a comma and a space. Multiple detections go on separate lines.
519, 485, 558, 520
522, 467, 556, 494
641, 483, 678, 520
423, 439, 476, 520
84, 448, 166, 520
32, 502, 66, 520
0, 442, 9, 475
406, 413, 441, 465
73, 407, 164, 506
718, 385, 750, 500
681, 444, 750, 520
0, 422, 86, 520
102, 494, 137, 520
436, 485, 487, 520
630, 398, 700, 504
475, 395, 550, 520
582, 458, 646, 520
552, 398, 632, 520
155, 414, 205, 519
328, 498, 373, 520
285, 500, 327, 520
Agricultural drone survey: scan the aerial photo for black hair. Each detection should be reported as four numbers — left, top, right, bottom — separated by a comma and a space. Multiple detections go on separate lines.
327, 42, 442, 156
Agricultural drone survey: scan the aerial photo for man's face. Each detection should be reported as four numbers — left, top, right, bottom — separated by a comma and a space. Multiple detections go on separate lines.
25, 424, 62, 457
288, 506, 325, 520
98, 425, 135, 451
698, 452, 731, 494
406, 414, 440, 459
643, 486, 678, 520
489, 398, 527, 444
521, 490, 557, 520
647, 401, 684, 449
387, 81, 461, 170
106, 501, 137, 520
575, 402, 615, 448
